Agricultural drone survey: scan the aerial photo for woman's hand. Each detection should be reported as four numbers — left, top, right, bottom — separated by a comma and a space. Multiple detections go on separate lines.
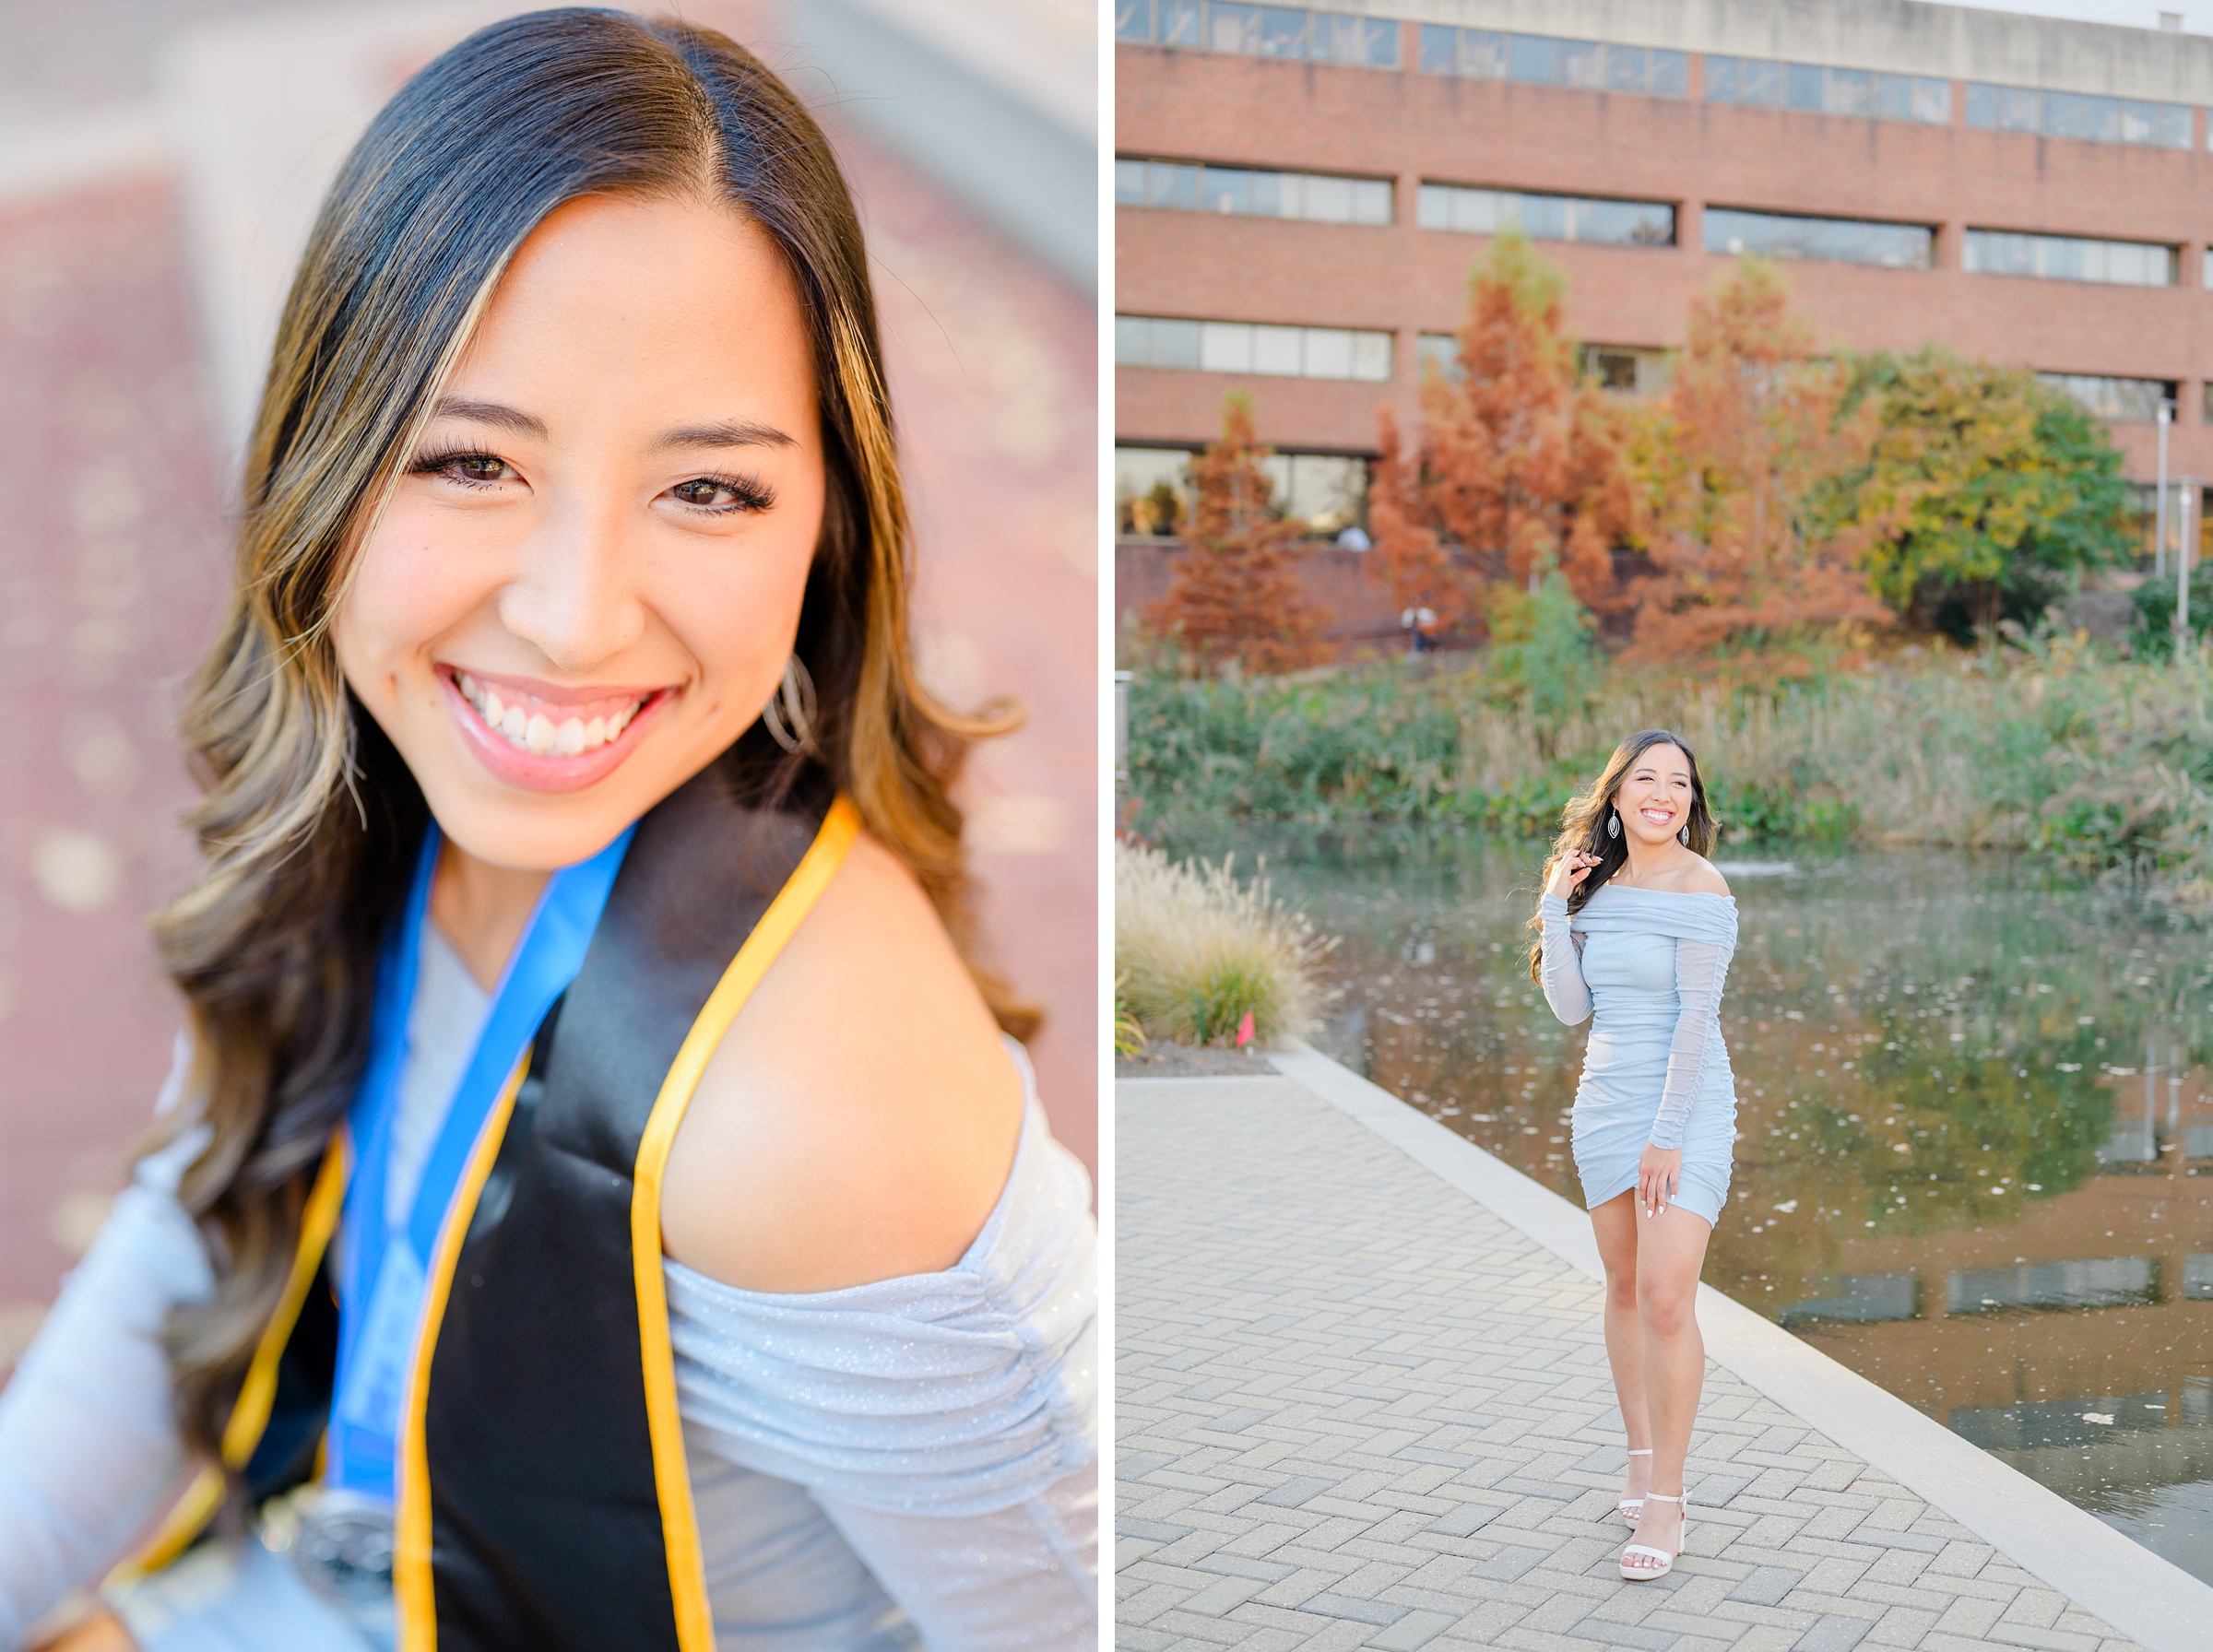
1638, 1143, 1681, 1219
1545, 850, 1601, 900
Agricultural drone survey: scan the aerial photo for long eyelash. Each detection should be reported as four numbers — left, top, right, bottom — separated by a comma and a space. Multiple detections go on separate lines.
686, 472, 776, 514
408, 445, 507, 483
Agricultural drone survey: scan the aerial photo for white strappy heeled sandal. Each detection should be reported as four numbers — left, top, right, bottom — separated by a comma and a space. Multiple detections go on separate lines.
1617, 1448, 1652, 1526
1618, 1490, 1686, 1580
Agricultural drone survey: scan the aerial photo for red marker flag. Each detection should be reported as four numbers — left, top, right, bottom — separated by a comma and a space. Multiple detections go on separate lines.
1235, 1010, 1255, 1048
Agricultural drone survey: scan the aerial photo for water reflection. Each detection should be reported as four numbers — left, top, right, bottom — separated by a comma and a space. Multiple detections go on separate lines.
1152, 824, 2213, 1582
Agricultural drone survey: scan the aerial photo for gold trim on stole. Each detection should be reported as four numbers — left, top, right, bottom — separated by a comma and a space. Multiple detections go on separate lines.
393, 1053, 528, 1648
109, 1139, 349, 1582
630, 792, 860, 1652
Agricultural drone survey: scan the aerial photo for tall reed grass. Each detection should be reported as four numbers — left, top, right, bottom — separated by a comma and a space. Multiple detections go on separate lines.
1115, 844, 1334, 1046
1128, 640, 2213, 903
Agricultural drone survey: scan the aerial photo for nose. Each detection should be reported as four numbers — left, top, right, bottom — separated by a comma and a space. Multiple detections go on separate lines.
497, 486, 646, 671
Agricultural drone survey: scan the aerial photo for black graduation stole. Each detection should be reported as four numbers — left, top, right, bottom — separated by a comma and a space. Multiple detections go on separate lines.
119, 768, 858, 1652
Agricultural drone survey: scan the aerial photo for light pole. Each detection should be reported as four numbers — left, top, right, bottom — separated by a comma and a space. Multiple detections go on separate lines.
2156, 400, 2172, 580
2180, 480, 2196, 657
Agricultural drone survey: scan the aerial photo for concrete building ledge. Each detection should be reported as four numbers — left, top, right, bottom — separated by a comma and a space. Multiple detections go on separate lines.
1249, 1040, 2213, 1652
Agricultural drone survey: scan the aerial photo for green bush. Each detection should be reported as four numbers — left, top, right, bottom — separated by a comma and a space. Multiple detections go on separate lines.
1125, 642, 2213, 903
2132, 563, 2213, 659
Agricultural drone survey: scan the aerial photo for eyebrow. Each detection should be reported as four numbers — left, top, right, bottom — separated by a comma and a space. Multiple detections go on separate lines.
432, 396, 546, 437
428, 399, 795, 453
655, 419, 798, 452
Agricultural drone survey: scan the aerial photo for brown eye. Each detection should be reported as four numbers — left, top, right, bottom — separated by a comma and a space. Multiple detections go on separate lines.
672, 478, 731, 508
410, 450, 514, 487
669, 474, 773, 514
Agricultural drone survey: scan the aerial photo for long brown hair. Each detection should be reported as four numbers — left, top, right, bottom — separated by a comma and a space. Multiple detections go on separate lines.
151, 8, 1021, 1488
1523, 729, 1718, 980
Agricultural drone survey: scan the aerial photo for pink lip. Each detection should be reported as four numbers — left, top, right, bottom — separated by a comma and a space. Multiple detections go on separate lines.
436, 666, 676, 794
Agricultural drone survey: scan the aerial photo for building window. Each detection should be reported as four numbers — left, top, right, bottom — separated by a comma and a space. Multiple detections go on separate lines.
1116, 446, 1196, 536
1115, 2, 1400, 68
1704, 208, 1933, 268
1425, 335, 1672, 396
1580, 345, 1673, 395
1965, 230, 2175, 287
1417, 333, 1463, 382
1269, 453, 1371, 537
1417, 183, 1673, 246
1113, 445, 1368, 537
1965, 84, 2191, 148
1117, 158, 1392, 224
1705, 56, 1948, 124
2041, 373, 2175, 421
1117, 314, 1393, 382
1416, 26, 1685, 97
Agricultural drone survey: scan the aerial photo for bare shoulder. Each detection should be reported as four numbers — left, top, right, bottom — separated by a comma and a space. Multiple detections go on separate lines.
659, 828, 1024, 1294
1682, 856, 1731, 897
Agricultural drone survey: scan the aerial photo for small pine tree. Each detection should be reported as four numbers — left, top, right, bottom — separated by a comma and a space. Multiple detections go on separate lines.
1629, 258, 1887, 660
1147, 395, 1330, 674
1369, 231, 1634, 633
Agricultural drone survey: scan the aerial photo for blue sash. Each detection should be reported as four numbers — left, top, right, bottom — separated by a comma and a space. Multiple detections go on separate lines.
326, 822, 633, 1502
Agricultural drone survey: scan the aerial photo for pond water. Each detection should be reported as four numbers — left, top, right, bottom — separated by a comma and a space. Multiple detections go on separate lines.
1153, 823, 2213, 1584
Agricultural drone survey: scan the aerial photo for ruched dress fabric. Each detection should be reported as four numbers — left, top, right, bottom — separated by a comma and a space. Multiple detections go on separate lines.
1539, 886, 1740, 1226
0, 923, 1097, 1652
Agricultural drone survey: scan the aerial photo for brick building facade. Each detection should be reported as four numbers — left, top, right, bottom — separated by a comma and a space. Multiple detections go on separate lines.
1115, 0, 2213, 558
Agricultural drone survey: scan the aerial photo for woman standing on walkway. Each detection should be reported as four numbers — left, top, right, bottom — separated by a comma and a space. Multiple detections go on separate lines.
0, 13, 1095, 1650
1532, 730, 1737, 1585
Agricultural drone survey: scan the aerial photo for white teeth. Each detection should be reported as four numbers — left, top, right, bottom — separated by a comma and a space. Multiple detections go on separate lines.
456, 672, 644, 756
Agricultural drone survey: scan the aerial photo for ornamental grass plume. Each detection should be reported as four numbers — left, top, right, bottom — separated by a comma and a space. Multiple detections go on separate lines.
1115, 842, 1334, 1047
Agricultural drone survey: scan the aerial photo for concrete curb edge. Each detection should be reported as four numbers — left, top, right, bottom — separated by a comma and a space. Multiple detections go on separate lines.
1264, 1040, 2213, 1652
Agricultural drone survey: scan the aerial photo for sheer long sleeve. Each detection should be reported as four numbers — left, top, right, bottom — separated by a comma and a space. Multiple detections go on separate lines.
1537, 894, 1592, 1026
0, 1047, 207, 1647
812, 1472, 1096, 1651
1649, 938, 1731, 1150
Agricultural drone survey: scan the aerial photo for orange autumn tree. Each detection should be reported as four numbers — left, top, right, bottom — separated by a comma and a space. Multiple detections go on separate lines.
1369, 230, 1635, 633
1147, 394, 1330, 674
1630, 259, 1887, 658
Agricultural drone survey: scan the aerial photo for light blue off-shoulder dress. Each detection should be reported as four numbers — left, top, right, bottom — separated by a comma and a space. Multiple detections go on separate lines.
1538, 885, 1740, 1226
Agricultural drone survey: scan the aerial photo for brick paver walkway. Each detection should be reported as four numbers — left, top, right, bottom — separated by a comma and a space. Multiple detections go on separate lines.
1117, 1075, 2144, 1652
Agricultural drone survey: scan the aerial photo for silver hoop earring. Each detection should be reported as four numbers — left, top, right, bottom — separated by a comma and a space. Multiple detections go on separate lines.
1605, 812, 1619, 841
1678, 825, 1689, 846
761, 655, 820, 757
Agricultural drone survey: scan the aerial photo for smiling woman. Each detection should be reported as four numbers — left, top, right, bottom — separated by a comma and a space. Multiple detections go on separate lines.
1529, 730, 1737, 1585
0, 12, 1094, 1652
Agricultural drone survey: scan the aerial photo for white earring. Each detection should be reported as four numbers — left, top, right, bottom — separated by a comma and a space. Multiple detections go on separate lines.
761, 655, 819, 757
1678, 825, 1689, 845
1605, 812, 1619, 841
